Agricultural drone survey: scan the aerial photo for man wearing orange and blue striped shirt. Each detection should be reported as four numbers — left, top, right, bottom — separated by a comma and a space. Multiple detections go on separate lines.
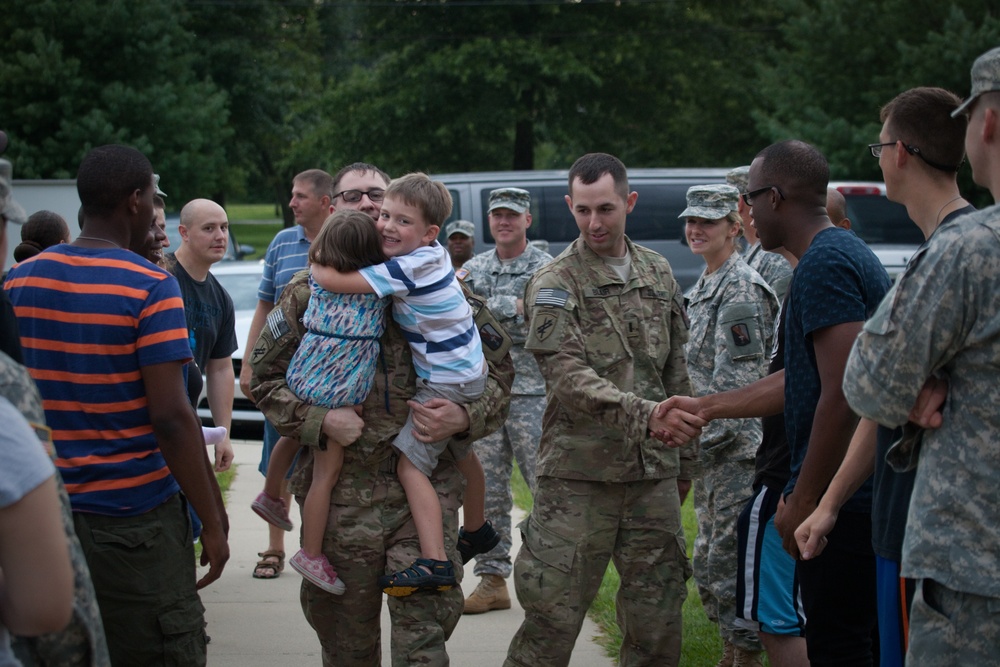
4, 144, 229, 666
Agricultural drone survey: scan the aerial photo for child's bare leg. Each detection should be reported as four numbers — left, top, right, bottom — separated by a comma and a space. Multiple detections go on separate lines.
263, 436, 300, 499
455, 450, 486, 531
397, 454, 447, 563
301, 444, 343, 557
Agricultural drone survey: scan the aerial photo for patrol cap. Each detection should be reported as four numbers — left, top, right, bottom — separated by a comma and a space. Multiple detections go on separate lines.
726, 166, 750, 193
953, 46, 1000, 117
153, 173, 167, 197
445, 219, 474, 238
487, 187, 530, 214
0, 159, 27, 226
679, 184, 740, 220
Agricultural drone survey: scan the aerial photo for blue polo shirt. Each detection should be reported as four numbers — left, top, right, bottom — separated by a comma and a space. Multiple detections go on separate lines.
258, 225, 310, 304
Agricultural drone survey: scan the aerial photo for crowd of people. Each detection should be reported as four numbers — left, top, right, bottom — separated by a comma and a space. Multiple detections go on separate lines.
0, 46, 998, 667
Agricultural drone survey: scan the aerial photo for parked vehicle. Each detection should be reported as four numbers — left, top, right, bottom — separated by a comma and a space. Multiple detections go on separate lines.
434, 170, 921, 289
197, 261, 266, 436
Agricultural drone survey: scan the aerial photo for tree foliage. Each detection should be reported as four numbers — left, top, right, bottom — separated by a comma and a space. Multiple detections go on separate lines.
2, 0, 999, 210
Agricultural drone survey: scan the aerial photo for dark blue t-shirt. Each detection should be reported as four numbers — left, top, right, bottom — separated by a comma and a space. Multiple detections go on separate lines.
870, 205, 976, 560
783, 227, 891, 513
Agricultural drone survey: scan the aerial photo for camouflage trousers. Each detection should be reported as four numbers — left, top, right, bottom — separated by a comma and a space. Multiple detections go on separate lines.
298, 461, 465, 667
471, 394, 542, 578
906, 579, 1000, 666
694, 456, 761, 652
505, 476, 691, 667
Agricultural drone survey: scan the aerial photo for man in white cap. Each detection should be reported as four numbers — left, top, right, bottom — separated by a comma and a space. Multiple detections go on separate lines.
459, 187, 552, 614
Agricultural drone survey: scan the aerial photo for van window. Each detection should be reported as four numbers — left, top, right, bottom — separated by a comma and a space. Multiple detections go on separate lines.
844, 195, 924, 245
479, 183, 692, 245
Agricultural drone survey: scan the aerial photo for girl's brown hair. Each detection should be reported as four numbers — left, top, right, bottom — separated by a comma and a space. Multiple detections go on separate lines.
309, 210, 385, 272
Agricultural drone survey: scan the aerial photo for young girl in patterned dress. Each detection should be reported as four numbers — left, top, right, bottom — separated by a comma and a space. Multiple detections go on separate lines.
252, 210, 388, 594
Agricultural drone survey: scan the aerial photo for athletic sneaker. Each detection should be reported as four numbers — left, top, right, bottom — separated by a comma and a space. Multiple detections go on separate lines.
289, 549, 346, 595
251, 491, 293, 531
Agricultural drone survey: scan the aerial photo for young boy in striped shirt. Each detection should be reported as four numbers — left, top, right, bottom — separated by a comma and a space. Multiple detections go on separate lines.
311, 172, 499, 595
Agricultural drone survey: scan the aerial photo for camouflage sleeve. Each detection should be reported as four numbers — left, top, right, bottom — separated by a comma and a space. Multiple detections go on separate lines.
666, 292, 699, 480
844, 233, 971, 428
248, 270, 331, 449
524, 272, 658, 445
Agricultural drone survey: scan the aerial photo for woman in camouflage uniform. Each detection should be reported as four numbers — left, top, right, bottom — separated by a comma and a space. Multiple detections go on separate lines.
681, 184, 778, 667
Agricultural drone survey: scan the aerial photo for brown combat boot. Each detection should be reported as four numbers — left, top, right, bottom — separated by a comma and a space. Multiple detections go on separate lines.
714, 640, 735, 667
733, 647, 764, 667
463, 574, 511, 614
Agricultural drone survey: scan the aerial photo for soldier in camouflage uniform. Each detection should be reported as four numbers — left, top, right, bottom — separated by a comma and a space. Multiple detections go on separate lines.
458, 187, 553, 614
249, 267, 513, 667
843, 47, 1000, 667
728, 166, 793, 301
505, 153, 702, 667
681, 184, 777, 667
0, 156, 110, 666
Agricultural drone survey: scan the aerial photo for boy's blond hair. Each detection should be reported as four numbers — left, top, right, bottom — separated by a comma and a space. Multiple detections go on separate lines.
385, 172, 452, 228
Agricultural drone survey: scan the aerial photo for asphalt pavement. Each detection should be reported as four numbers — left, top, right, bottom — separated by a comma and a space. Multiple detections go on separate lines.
200, 440, 613, 666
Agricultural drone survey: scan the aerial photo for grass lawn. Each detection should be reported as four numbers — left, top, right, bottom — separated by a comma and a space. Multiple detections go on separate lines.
226, 203, 284, 262
511, 467, 759, 666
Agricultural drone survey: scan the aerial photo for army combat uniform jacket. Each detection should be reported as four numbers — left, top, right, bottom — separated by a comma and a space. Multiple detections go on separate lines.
685, 252, 777, 462
844, 205, 1000, 598
461, 243, 552, 396
524, 237, 699, 482
249, 269, 515, 501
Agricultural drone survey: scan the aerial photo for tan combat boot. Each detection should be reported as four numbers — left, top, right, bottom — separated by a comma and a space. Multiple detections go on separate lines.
733, 647, 764, 667
463, 574, 511, 614
714, 640, 735, 667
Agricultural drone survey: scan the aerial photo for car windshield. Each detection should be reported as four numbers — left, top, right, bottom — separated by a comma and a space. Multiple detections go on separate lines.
213, 270, 261, 312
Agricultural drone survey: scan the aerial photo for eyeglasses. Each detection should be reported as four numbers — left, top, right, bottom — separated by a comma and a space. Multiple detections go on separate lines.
334, 188, 385, 203
868, 141, 961, 172
741, 185, 784, 207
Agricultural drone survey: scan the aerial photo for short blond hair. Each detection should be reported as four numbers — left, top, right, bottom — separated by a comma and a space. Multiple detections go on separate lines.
384, 172, 452, 228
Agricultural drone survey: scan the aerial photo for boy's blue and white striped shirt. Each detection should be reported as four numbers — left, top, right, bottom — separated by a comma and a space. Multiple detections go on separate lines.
361, 242, 485, 384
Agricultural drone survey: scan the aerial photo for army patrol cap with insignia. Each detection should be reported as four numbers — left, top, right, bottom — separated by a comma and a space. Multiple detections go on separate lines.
679, 184, 740, 221
953, 46, 1000, 117
445, 219, 474, 238
488, 187, 530, 214
726, 166, 750, 193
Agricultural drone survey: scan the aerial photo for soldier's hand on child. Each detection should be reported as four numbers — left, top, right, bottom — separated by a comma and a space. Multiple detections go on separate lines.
322, 406, 365, 447
408, 398, 470, 443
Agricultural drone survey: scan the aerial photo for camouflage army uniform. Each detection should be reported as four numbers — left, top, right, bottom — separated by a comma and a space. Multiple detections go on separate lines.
0, 351, 110, 667
249, 269, 513, 667
460, 243, 552, 578
743, 241, 792, 302
843, 206, 1000, 666
505, 237, 698, 667
684, 252, 776, 654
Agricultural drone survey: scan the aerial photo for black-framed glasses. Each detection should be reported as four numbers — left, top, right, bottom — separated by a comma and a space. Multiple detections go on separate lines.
741, 185, 784, 207
868, 141, 960, 172
334, 188, 385, 203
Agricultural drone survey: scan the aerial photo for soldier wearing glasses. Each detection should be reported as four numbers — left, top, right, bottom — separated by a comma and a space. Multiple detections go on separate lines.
240, 163, 390, 581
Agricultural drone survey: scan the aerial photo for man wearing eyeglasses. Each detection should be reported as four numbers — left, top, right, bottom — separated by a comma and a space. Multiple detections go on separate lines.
795, 87, 973, 667
837, 48, 1000, 666
748, 141, 891, 667
241, 164, 390, 581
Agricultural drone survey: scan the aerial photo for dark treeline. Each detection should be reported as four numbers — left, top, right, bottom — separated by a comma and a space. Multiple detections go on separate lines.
3, 0, 998, 221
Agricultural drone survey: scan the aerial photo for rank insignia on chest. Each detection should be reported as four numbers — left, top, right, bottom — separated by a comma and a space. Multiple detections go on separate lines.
730, 323, 751, 346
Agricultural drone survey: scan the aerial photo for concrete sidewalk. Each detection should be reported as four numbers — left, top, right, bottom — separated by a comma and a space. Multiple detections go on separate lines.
201, 440, 613, 666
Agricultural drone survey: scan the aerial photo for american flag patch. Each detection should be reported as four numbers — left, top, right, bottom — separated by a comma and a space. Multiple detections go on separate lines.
534, 287, 570, 308
266, 308, 291, 340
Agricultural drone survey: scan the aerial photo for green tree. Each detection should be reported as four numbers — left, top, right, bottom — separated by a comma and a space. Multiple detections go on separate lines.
1, 0, 232, 204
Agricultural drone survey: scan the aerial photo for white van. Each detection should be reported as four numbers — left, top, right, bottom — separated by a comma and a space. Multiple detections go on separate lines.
433, 171, 920, 289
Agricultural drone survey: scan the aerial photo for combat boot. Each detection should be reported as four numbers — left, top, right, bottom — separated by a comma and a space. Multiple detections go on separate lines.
714, 640, 735, 667
733, 647, 764, 667
463, 574, 511, 614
